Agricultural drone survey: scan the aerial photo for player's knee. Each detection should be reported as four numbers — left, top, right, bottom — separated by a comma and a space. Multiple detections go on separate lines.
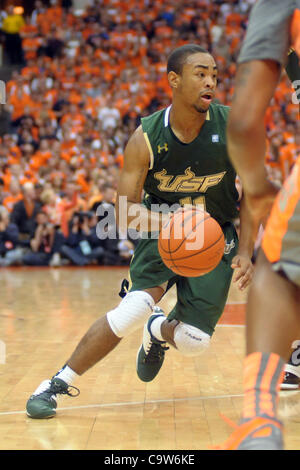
173, 323, 211, 357
107, 290, 155, 338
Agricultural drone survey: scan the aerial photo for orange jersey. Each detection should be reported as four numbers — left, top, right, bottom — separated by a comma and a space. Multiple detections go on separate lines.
263, 156, 300, 264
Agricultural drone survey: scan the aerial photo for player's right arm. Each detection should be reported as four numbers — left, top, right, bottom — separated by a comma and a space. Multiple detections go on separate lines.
227, 60, 281, 237
115, 125, 169, 235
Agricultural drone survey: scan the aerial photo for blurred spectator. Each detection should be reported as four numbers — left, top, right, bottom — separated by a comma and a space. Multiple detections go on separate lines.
0, 178, 5, 206
60, 211, 104, 266
31, 0, 46, 26
3, 179, 22, 212
0, 105, 12, 137
1, 5, 25, 65
40, 187, 62, 226
58, 182, 87, 237
23, 210, 64, 266
0, 0, 297, 269
38, 30, 65, 59
0, 205, 24, 266
10, 182, 42, 237
96, 183, 135, 266
62, 0, 73, 13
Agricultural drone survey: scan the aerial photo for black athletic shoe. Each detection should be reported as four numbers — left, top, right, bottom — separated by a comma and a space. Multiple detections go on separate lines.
136, 308, 169, 382
26, 377, 80, 419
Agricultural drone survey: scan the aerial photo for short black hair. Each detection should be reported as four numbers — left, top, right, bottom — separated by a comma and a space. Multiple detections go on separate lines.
167, 44, 210, 75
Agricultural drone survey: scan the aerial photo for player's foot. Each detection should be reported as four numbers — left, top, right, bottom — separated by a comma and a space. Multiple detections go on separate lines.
280, 372, 300, 390
216, 416, 284, 450
136, 307, 169, 382
26, 377, 80, 419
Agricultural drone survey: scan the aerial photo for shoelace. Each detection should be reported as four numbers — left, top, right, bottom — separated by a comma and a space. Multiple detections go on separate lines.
145, 342, 169, 363
49, 380, 80, 398
32, 380, 80, 399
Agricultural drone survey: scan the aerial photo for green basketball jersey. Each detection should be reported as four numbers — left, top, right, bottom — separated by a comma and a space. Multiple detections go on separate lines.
141, 102, 239, 226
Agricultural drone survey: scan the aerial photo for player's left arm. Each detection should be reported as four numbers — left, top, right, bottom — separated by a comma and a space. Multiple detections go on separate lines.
231, 193, 254, 291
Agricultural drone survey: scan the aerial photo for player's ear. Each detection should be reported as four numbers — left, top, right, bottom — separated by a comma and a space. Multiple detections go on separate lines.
168, 71, 180, 89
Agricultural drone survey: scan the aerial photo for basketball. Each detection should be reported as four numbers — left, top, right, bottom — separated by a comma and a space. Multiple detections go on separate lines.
158, 207, 225, 277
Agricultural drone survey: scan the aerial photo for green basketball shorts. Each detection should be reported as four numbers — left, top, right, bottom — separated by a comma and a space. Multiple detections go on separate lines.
127, 222, 238, 336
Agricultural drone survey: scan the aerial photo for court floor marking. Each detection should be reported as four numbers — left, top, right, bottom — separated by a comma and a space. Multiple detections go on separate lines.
0, 393, 245, 417
0, 306, 246, 418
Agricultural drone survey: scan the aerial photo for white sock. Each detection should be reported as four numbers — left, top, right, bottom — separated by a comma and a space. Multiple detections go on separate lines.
150, 315, 166, 342
55, 365, 79, 385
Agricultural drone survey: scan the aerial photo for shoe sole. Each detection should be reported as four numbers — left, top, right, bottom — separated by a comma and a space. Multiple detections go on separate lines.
26, 411, 56, 419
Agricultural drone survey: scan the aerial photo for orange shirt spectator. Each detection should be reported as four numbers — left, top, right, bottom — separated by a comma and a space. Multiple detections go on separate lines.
2, 180, 23, 212
9, 91, 33, 121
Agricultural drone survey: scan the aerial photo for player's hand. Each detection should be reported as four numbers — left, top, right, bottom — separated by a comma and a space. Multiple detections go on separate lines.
231, 254, 254, 291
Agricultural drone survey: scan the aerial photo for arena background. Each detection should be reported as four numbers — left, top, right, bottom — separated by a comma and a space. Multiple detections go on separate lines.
0, 0, 298, 268
1, 0, 300, 453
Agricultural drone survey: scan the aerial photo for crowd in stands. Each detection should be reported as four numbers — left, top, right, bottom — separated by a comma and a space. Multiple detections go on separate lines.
0, 0, 298, 267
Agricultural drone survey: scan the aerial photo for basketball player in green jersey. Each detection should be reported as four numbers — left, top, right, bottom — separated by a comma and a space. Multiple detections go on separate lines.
26, 44, 254, 419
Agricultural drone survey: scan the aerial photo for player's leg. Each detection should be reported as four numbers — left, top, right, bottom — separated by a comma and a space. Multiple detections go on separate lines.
125, 238, 179, 382
26, 267, 167, 420
220, 159, 300, 450
137, 223, 238, 382
66, 285, 165, 375
218, 251, 300, 450
26, 238, 176, 418
245, 261, 300, 358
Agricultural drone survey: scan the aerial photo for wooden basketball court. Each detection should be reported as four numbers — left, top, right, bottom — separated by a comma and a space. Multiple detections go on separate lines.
0, 266, 299, 450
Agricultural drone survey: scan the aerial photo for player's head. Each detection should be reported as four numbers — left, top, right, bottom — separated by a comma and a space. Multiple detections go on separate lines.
167, 44, 217, 113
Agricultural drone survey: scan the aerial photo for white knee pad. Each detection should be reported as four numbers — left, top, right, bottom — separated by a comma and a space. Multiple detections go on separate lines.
107, 291, 155, 338
173, 323, 211, 357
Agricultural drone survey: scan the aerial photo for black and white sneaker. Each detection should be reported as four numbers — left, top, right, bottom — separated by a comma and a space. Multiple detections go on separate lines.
281, 340, 300, 390
281, 372, 300, 390
136, 308, 169, 382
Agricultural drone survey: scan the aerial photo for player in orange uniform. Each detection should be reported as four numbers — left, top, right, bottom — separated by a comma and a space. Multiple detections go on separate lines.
217, 1, 300, 450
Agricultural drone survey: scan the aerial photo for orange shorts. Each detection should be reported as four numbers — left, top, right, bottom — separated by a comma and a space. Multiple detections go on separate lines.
262, 156, 300, 287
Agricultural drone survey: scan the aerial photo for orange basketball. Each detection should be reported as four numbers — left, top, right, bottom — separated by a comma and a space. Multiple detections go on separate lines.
158, 207, 225, 277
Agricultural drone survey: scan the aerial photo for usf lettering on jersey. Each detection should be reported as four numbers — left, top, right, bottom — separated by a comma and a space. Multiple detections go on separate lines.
141, 103, 239, 226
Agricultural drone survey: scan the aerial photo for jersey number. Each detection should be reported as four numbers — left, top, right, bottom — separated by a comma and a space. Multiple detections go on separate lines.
179, 195, 206, 211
